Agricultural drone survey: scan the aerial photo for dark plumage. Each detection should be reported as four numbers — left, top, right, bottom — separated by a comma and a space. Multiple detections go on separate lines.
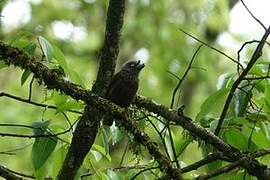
104, 60, 145, 125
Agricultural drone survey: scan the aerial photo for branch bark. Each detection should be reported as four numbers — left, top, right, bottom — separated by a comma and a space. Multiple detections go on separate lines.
57, 0, 126, 179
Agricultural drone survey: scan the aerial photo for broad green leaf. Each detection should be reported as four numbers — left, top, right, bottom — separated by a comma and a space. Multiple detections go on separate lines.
92, 144, 111, 162
196, 87, 230, 122
0, 61, 7, 69
216, 73, 235, 90
224, 129, 248, 150
68, 69, 84, 86
31, 120, 57, 170
31, 136, 57, 170
231, 83, 252, 117
56, 100, 84, 113
53, 93, 68, 107
53, 45, 68, 70
23, 43, 36, 55
8, 31, 32, 45
38, 36, 53, 61
101, 127, 109, 155
21, 69, 32, 86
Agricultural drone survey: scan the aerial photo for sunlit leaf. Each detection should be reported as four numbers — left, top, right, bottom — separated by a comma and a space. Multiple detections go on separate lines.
21, 69, 32, 86
56, 100, 84, 113
38, 36, 53, 61
101, 127, 109, 155
53, 45, 68, 70
31, 120, 57, 170
23, 43, 36, 55
92, 144, 111, 162
224, 129, 248, 150
196, 87, 230, 122
231, 83, 252, 117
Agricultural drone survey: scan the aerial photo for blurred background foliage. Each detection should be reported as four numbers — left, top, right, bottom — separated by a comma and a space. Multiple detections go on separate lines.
0, 0, 270, 179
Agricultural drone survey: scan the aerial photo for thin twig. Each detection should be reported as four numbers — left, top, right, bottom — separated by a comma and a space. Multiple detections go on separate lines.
195, 159, 244, 180
179, 28, 243, 69
240, 0, 267, 30
131, 166, 160, 180
0, 92, 82, 114
181, 152, 224, 173
0, 143, 32, 155
0, 121, 76, 138
28, 76, 34, 100
170, 45, 203, 109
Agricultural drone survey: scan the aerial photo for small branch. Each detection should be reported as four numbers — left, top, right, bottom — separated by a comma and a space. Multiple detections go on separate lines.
195, 159, 244, 180
181, 152, 224, 173
0, 164, 25, 180
196, 148, 270, 180
214, 26, 270, 136
167, 45, 203, 168
28, 76, 34, 100
240, 0, 267, 30
178, 28, 243, 68
0, 122, 75, 138
0, 92, 82, 114
131, 166, 160, 180
170, 45, 203, 109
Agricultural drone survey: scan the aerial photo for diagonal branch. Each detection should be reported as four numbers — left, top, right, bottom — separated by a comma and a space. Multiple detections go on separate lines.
214, 26, 270, 136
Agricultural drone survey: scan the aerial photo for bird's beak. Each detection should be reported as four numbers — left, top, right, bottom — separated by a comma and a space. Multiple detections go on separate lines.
136, 61, 145, 71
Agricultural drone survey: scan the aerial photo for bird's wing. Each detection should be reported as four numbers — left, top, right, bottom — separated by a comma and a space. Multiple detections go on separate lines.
105, 72, 122, 99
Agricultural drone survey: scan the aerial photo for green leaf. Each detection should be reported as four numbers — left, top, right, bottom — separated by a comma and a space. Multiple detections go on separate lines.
196, 87, 230, 122
23, 43, 36, 55
21, 69, 32, 86
224, 129, 248, 150
0, 61, 7, 70
92, 144, 111, 162
8, 31, 32, 45
53, 45, 68, 70
231, 83, 252, 117
38, 36, 53, 61
56, 100, 84, 113
31, 120, 57, 170
31, 136, 57, 170
216, 73, 235, 89
101, 127, 109, 155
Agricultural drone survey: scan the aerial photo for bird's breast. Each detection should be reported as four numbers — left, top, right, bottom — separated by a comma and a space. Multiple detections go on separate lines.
109, 79, 139, 107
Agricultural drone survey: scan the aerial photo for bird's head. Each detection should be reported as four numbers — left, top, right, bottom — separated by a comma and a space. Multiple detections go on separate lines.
121, 60, 145, 75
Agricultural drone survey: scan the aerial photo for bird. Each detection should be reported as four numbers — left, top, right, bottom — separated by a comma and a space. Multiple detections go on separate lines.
104, 60, 145, 126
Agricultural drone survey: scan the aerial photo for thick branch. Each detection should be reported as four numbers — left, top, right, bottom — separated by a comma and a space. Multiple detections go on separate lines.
92, 0, 126, 94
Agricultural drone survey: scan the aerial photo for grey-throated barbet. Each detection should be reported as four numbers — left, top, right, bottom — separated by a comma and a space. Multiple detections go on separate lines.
104, 60, 145, 125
